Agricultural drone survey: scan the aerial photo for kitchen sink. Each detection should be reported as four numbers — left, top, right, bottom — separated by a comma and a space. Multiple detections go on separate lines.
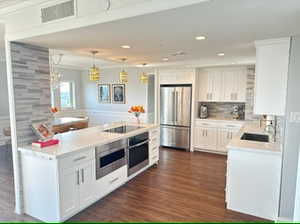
241, 133, 269, 143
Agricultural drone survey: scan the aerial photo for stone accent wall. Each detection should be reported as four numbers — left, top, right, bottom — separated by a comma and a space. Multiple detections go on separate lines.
0, 116, 10, 146
11, 42, 51, 146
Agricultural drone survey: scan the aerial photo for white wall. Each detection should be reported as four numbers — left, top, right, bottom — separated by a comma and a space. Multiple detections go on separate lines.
52, 67, 83, 109
294, 148, 300, 221
280, 36, 300, 220
81, 67, 154, 112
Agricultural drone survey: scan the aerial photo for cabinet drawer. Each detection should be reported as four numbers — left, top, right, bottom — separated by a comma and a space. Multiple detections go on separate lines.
59, 148, 95, 170
95, 165, 127, 199
150, 136, 160, 148
195, 120, 218, 128
150, 151, 159, 165
149, 128, 160, 139
221, 124, 243, 130
149, 146, 159, 156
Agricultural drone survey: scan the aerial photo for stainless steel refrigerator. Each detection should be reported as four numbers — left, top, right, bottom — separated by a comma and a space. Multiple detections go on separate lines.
160, 84, 192, 150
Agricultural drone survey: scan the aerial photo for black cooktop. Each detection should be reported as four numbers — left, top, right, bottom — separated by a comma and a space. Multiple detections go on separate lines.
104, 125, 142, 134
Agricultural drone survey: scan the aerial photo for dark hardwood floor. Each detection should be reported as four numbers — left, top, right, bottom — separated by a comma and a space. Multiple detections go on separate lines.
0, 147, 267, 222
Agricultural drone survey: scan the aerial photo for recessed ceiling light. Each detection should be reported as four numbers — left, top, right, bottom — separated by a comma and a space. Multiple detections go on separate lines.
195, 36, 206, 40
162, 58, 169, 61
217, 53, 225, 56
121, 45, 131, 49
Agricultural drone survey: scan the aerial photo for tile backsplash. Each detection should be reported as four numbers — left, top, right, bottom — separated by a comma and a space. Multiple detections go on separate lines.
199, 102, 245, 120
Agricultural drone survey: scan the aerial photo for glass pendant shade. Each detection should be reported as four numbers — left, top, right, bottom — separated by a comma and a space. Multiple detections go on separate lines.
139, 63, 148, 84
140, 72, 148, 84
120, 70, 128, 83
89, 51, 100, 81
89, 65, 100, 81
50, 53, 63, 89
119, 58, 128, 83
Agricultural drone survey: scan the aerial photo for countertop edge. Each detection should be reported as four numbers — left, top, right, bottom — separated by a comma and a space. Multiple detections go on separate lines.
18, 123, 159, 160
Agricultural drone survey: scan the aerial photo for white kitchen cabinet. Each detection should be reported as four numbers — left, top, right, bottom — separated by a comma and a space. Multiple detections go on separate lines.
226, 148, 282, 220
159, 68, 195, 84
194, 120, 243, 154
60, 159, 96, 220
149, 127, 160, 166
94, 165, 127, 200
217, 128, 239, 152
194, 126, 217, 150
198, 67, 247, 102
198, 70, 222, 101
254, 38, 290, 116
223, 68, 247, 102
60, 167, 79, 219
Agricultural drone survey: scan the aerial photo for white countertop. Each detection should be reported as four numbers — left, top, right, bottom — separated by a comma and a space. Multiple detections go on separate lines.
227, 122, 281, 154
18, 122, 159, 159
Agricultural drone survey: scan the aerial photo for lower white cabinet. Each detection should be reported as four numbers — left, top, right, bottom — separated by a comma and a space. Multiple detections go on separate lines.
94, 166, 127, 200
217, 128, 240, 152
149, 128, 160, 166
226, 148, 282, 220
20, 128, 160, 222
194, 120, 243, 154
60, 160, 95, 220
194, 126, 217, 150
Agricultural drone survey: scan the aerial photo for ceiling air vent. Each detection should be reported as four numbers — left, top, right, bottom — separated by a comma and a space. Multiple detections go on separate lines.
41, 0, 75, 23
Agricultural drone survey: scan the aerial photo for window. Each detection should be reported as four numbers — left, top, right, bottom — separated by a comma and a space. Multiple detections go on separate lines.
60, 81, 75, 109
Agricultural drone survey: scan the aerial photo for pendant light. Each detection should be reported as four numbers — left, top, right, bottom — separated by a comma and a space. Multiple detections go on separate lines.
119, 58, 128, 83
89, 51, 100, 81
50, 53, 63, 89
140, 63, 148, 84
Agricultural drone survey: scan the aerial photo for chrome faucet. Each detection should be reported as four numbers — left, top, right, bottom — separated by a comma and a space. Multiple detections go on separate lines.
265, 116, 277, 142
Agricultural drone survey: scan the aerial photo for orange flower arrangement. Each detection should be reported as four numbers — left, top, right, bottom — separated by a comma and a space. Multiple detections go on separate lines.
50, 107, 59, 113
128, 106, 145, 124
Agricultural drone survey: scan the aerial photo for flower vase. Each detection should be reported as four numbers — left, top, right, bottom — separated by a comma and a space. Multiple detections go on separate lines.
134, 112, 141, 124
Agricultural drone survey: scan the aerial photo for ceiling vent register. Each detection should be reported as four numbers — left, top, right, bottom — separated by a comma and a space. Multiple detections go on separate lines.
41, 0, 75, 23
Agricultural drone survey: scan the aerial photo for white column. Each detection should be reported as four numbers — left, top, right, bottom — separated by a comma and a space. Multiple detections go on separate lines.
5, 38, 23, 214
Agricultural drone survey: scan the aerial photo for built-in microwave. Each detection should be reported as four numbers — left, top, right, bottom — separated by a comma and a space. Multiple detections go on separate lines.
95, 139, 127, 180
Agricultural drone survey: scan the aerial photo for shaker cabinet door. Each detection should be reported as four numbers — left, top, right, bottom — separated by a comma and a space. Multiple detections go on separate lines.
60, 167, 79, 219
78, 160, 95, 209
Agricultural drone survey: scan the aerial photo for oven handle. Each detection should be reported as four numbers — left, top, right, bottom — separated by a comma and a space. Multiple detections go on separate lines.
128, 140, 149, 149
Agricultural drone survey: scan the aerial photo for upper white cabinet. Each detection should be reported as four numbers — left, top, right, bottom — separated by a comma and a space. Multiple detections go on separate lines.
254, 38, 290, 116
197, 67, 247, 102
159, 69, 195, 84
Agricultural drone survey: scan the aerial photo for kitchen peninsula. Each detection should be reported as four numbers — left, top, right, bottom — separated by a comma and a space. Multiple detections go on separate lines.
18, 122, 160, 222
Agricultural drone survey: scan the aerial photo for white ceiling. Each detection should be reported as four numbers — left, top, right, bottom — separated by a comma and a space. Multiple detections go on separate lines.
14, 0, 300, 68
0, 0, 30, 9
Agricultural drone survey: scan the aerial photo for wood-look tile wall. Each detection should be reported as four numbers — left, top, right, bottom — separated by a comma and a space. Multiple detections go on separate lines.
0, 116, 10, 146
11, 42, 51, 146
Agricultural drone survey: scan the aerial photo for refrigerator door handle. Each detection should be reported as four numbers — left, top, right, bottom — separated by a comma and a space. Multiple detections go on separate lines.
172, 91, 176, 122
175, 91, 179, 122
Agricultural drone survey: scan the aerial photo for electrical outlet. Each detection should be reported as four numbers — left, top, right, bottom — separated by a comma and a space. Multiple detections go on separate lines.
289, 112, 300, 123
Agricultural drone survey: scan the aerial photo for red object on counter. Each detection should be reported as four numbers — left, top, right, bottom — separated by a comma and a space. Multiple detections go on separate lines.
32, 139, 59, 148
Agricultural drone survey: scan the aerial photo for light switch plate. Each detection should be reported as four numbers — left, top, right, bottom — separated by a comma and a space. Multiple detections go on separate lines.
289, 112, 300, 123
